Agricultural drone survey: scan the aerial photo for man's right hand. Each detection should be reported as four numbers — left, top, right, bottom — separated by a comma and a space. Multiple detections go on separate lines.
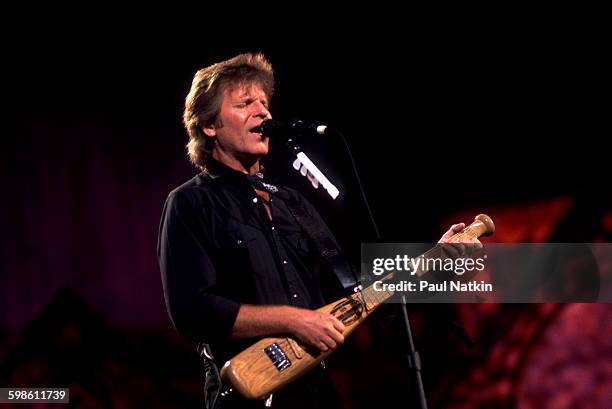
231, 304, 345, 352
286, 308, 345, 352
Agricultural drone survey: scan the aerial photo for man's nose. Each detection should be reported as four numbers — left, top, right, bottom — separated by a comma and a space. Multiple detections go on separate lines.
252, 101, 271, 118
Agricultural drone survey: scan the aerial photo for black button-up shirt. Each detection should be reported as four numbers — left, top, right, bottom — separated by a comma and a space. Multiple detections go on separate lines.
157, 159, 347, 361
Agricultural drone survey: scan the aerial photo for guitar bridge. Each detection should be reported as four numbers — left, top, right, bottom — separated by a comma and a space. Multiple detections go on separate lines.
264, 343, 292, 372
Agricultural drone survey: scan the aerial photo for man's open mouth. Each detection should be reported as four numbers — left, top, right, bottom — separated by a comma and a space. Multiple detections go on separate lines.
249, 125, 263, 135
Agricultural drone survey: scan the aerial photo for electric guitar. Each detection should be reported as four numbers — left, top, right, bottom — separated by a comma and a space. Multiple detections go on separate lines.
220, 214, 495, 400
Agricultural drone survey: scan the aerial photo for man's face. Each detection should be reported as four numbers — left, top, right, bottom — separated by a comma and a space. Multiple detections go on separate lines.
204, 82, 271, 168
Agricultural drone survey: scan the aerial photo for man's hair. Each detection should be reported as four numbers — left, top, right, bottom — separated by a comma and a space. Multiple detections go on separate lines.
183, 52, 274, 170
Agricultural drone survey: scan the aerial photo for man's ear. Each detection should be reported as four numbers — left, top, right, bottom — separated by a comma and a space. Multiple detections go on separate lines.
202, 123, 216, 137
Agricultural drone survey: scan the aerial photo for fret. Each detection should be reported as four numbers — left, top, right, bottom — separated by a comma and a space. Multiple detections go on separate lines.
363, 286, 381, 304
362, 279, 395, 306
362, 286, 378, 305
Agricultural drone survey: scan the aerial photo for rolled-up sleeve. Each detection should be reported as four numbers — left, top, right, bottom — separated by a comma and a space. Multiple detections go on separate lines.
157, 189, 240, 343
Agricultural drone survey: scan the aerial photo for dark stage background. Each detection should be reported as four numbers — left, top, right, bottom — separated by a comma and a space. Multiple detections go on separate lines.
1, 29, 611, 408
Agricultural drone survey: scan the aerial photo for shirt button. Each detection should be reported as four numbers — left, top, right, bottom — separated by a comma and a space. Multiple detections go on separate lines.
236, 239, 242, 245
283, 260, 288, 265
252, 198, 258, 203
292, 293, 299, 299
271, 226, 275, 230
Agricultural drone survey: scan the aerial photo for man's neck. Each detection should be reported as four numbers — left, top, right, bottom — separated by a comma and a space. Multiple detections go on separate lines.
212, 151, 261, 176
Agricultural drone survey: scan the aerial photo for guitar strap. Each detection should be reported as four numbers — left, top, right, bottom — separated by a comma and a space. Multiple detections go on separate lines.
284, 199, 359, 291
196, 342, 222, 409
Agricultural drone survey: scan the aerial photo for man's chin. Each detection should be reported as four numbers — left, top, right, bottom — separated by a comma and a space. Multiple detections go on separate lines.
254, 142, 269, 156
240, 149, 268, 162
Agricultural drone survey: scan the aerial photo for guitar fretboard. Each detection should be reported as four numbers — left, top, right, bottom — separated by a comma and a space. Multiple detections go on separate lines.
359, 225, 482, 308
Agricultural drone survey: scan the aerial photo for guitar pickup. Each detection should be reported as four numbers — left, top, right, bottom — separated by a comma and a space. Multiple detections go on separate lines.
264, 343, 292, 372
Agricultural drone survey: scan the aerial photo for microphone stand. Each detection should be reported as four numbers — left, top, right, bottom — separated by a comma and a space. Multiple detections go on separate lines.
282, 133, 430, 409
400, 295, 428, 409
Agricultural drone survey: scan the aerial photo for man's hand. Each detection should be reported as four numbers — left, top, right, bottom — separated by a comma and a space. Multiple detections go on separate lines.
286, 309, 345, 352
231, 305, 345, 352
438, 222, 483, 258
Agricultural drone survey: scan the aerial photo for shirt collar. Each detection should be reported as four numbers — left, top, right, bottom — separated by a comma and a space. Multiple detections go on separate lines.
204, 158, 286, 198
203, 158, 265, 181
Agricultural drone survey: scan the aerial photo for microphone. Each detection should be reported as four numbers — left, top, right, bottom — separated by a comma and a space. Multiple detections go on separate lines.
255, 119, 329, 138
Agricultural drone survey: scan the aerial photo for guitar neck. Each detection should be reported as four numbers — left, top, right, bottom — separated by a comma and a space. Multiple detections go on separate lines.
357, 213, 496, 310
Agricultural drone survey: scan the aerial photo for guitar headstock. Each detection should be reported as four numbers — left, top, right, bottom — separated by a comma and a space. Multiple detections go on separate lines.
451, 214, 495, 242
473, 214, 495, 237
